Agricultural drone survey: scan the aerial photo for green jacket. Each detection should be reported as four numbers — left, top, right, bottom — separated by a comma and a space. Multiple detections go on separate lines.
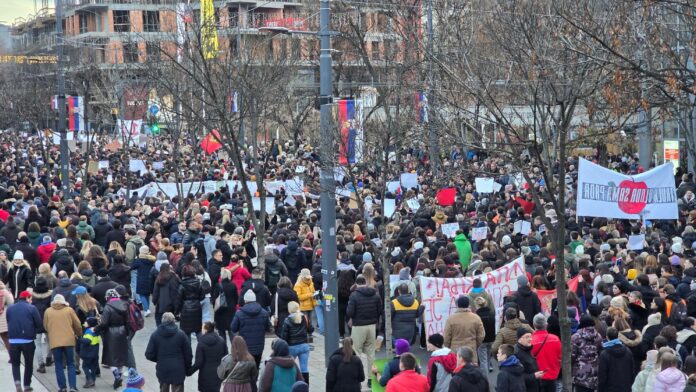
454, 233, 472, 270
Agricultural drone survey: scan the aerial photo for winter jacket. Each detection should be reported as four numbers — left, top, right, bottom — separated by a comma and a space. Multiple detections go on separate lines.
225, 262, 251, 295
571, 326, 603, 390
214, 279, 238, 331
0, 222, 21, 248
52, 249, 76, 276
619, 328, 644, 376
531, 330, 561, 381
189, 331, 228, 392
177, 276, 204, 334
271, 287, 299, 337
43, 302, 82, 349
76, 221, 95, 240
294, 277, 318, 311
131, 256, 155, 295
476, 306, 496, 344
152, 273, 180, 315
443, 308, 485, 363
124, 237, 144, 264
16, 241, 39, 272
280, 312, 312, 346
7, 261, 33, 298
77, 327, 100, 360
217, 357, 257, 386
426, 348, 457, 392
326, 348, 365, 392
496, 355, 526, 392
449, 363, 490, 392
145, 322, 193, 385
653, 367, 687, 392
96, 298, 130, 367
493, 318, 532, 355
280, 240, 307, 283
92, 219, 112, 248
598, 341, 634, 392
26, 231, 42, 249
91, 277, 119, 307
385, 369, 429, 392
264, 254, 287, 289
515, 343, 539, 392
231, 302, 271, 355
31, 289, 52, 333
239, 278, 272, 309
258, 355, 303, 392
346, 286, 382, 326
104, 229, 126, 250
468, 288, 494, 312
36, 242, 56, 264
390, 294, 423, 344
453, 233, 472, 270
6, 299, 42, 340
512, 285, 542, 321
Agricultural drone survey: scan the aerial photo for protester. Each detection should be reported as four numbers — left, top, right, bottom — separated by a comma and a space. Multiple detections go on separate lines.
281, 301, 312, 385
131, 245, 156, 317
531, 313, 562, 392
77, 316, 100, 388
214, 268, 238, 343
123, 368, 146, 392
384, 352, 429, 392
258, 339, 304, 391
177, 264, 205, 341
217, 335, 258, 392
390, 283, 424, 345
152, 262, 180, 326
346, 274, 382, 387
96, 288, 130, 389
0, 281, 14, 351
43, 294, 82, 392
570, 314, 603, 392
449, 346, 490, 391
326, 337, 365, 392
598, 327, 634, 392
495, 344, 525, 392
6, 290, 42, 392
372, 338, 412, 387
443, 295, 485, 363
145, 312, 193, 392
231, 289, 272, 368
189, 321, 228, 392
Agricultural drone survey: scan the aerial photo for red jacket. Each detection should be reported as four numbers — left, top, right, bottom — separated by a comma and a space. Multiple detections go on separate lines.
386, 369, 429, 392
515, 196, 536, 215
531, 330, 561, 381
0, 209, 9, 223
225, 262, 251, 294
37, 242, 57, 264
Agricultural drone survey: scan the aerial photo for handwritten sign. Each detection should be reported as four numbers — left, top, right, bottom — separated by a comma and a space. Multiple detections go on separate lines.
441, 223, 459, 239
475, 177, 494, 193
471, 227, 488, 241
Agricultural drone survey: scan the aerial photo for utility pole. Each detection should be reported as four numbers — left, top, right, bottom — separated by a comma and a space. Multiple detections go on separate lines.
318, 0, 338, 365
237, 22, 245, 144
426, 0, 439, 177
56, 0, 70, 196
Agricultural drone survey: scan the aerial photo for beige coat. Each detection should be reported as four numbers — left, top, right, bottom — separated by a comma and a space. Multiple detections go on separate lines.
491, 317, 533, 355
43, 303, 82, 349
0, 288, 15, 333
443, 308, 485, 363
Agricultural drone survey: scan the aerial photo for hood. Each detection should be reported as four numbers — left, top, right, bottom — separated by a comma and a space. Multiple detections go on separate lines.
27, 231, 41, 239
278, 287, 297, 301
397, 294, 415, 307
355, 286, 377, 298
128, 237, 144, 247
287, 240, 298, 252
97, 217, 108, 225
80, 268, 94, 277
457, 363, 487, 384
240, 302, 263, 316
454, 233, 468, 242
77, 221, 88, 228
59, 278, 72, 288
618, 329, 642, 347
32, 290, 53, 299
678, 328, 696, 344
157, 322, 180, 338
604, 342, 628, 358
198, 331, 221, 346
517, 285, 534, 297
265, 254, 279, 265
656, 367, 687, 386
40, 242, 57, 251
51, 303, 69, 310
399, 268, 411, 280
504, 318, 525, 330
269, 356, 298, 369
107, 299, 127, 312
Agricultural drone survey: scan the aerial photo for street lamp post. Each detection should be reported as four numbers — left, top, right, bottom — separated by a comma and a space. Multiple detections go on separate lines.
55, 0, 70, 196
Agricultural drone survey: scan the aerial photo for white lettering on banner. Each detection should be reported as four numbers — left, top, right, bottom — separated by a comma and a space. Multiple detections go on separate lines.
576, 158, 678, 219
419, 257, 525, 337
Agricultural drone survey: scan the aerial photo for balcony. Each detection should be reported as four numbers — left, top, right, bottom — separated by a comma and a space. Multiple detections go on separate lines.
63, 0, 178, 12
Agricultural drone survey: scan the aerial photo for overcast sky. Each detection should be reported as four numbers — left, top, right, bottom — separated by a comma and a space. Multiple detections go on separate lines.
0, 0, 41, 25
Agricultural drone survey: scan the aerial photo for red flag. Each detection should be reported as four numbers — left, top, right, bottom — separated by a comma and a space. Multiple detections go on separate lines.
436, 188, 456, 206
200, 129, 222, 155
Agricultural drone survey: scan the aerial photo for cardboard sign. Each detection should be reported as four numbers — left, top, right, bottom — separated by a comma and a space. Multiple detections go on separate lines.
441, 222, 459, 238
471, 226, 488, 241
87, 161, 99, 175
475, 177, 494, 193
513, 220, 531, 235
628, 234, 645, 251
98, 160, 109, 169
406, 198, 421, 211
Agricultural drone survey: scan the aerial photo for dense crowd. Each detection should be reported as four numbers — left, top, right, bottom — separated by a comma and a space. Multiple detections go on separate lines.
2, 130, 696, 392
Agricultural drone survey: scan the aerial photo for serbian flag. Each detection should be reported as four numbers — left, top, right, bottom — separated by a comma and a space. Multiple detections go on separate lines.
338, 99, 357, 165
200, 129, 222, 155
416, 92, 428, 123
68, 96, 84, 131
436, 187, 456, 206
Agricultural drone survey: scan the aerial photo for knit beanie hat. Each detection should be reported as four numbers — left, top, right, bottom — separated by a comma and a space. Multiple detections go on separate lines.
456, 295, 470, 309
243, 290, 256, 303
517, 327, 531, 339
517, 274, 529, 287
394, 339, 410, 355
126, 368, 145, 388
428, 333, 444, 349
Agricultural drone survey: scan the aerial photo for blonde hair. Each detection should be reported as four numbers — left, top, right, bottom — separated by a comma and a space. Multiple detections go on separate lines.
288, 301, 302, 323
363, 263, 377, 288
220, 268, 231, 280
80, 241, 94, 258
76, 292, 97, 313
70, 272, 83, 280
38, 263, 52, 276
108, 242, 124, 255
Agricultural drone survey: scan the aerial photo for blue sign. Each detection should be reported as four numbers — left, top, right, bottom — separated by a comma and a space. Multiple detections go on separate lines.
149, 105, 159, 115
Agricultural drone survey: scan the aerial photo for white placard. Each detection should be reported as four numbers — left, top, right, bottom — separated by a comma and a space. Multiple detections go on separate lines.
252, 197, 276, 214
128, 159, 147, 174
384, 198, 396, 218
386, 181, 401, 194
295, 165, 306, 173
471, 227, 488, 241
400, 173, 419, 190
513, 220, 531, 235
406, 198, 421, 211
628, 234, 645, 251
98, 160, 109, 169
475, 177, 495, 193
284, 194, 296, 206
441, 222, 459, 238
153, 161, 164, 170
492, 182, 503, 192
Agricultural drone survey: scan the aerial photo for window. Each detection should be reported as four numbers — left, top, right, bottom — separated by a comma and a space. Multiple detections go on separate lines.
79, 15, 89, 34
291, 38, 300, 59
227, 7, 239, 28
113, 10, 130, 33
372, 41, 381, 60
143, 11, 160, 32
123, 42, 139, 63
146, 42, 160, 60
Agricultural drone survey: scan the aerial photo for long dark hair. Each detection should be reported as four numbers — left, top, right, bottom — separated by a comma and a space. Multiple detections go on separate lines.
156, 263, 174, 285
342, 337, 354, 363
231, 336, 254, 362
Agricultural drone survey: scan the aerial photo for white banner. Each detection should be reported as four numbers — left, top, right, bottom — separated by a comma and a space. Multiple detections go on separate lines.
576, 158, 677, 219
419, 257, 525, 337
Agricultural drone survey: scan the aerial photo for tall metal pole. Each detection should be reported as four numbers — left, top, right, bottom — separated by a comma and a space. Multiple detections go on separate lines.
237, 23, 245, 144
426, 0, 439, 177
56, 0, 70, 196
318, 0, 338, 365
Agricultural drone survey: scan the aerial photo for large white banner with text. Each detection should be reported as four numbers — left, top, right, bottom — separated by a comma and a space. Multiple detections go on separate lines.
576, 158, 677, 220
419, 257, 525, 337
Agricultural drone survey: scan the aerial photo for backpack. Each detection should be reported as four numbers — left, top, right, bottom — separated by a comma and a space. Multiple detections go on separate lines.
284, 249, 299, 271
669, 299, 688, 328
267, 262, 282, 287
126, 300, 145, 332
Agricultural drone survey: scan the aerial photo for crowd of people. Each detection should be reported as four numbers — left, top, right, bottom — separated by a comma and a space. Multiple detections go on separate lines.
2, 130, 696, 392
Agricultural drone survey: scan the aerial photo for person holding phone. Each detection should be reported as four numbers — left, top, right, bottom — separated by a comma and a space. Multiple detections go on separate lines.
515, 328, 545, 392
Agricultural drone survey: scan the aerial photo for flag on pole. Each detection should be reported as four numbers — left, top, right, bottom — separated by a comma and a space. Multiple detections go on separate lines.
436, 187, 456, 206
228, 90, 238, 113
338, 99, 361, 165
200, 129, 222, 155
68, 96, 84, 131
200, 0, 219, 60
416, 91, 428, 123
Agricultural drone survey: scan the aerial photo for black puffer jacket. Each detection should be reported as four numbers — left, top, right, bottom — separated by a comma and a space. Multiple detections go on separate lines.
477, 305, 496, 343
177, 277, 204, 334
190, 331, 228, 392
449, 363, 490, 392
214, 279, 238, 332
97, 299, 130, 367
52, 249, 76, 276
280, 313, 311, 346
92, 219, 112, 248
390, 294, 423, 344
326, 348, 365, 392
271, 287, 299, 337
515, 343, 539, 392
152, 273, 180, 315
512, 285, 541, 321
145, 322, 192, 385
347, 286, 382, 326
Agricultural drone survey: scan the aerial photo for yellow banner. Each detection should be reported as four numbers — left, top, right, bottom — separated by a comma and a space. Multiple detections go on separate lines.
201, 0, 219, 59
